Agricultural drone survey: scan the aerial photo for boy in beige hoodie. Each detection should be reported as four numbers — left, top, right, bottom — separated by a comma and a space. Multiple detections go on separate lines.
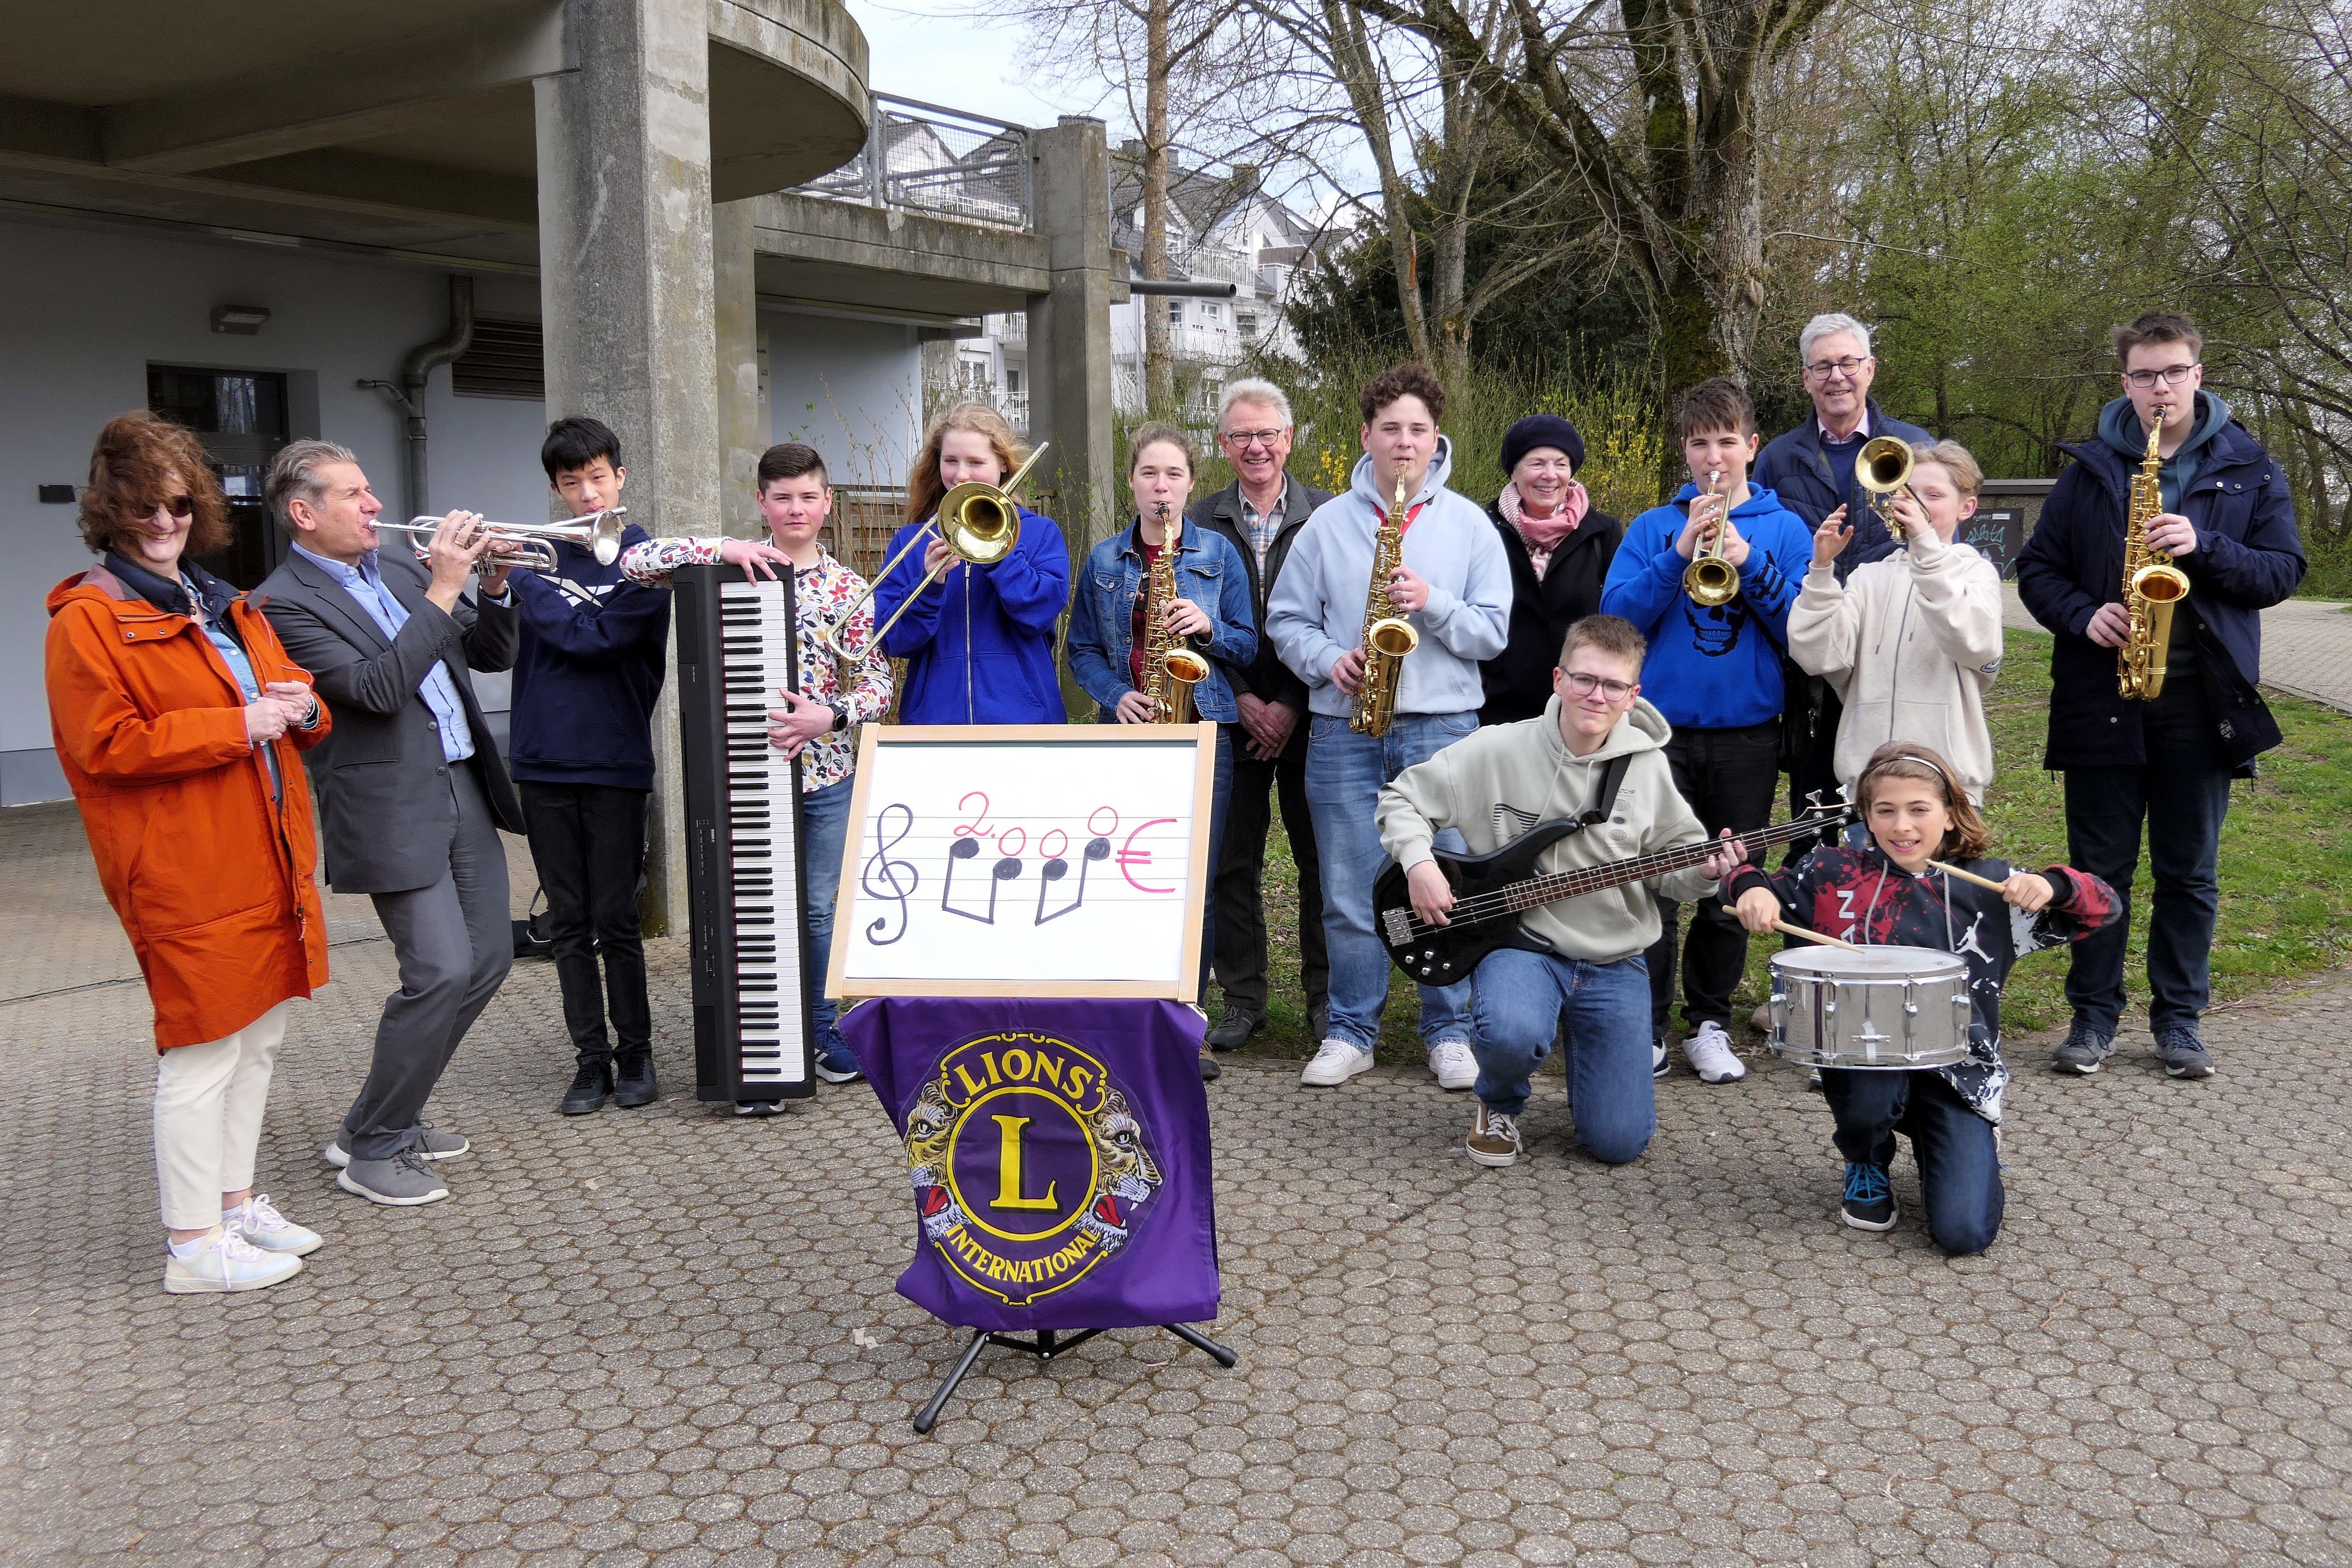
1786, 440, 2005, 802
1377, 615, 1735, 1168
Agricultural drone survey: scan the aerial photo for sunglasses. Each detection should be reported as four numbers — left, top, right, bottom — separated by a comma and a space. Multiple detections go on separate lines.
151, 495, 196, 520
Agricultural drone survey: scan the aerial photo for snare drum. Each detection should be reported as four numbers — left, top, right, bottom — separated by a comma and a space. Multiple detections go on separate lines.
1768, 945, 1973, 1070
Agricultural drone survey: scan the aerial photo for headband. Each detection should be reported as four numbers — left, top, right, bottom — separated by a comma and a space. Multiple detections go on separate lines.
1865, 753, 1956, 791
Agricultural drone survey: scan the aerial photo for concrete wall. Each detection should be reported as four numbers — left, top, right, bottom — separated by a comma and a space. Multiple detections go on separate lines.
0, 217, 548, 805
758, 304, 922, 488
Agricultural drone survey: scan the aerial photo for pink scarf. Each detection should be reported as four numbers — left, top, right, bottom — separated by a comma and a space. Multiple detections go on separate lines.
1497, 479, 1591, 578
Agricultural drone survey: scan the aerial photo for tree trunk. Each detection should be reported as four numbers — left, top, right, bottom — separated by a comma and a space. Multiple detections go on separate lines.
1321, 0, 1434, 368
1143, 0, 1174, 409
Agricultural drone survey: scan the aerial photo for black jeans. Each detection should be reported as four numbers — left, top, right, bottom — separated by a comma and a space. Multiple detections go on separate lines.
1212, 737, 1329, 1021
519, 781, 652, 1066
1785, 681, 1843, 859
1648, 720, 1783, 1034
2061, 682, 2233, 1038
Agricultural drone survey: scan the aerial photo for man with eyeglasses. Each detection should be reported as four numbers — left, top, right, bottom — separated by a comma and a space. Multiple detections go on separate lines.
2015, 311, 2305, 1082
1189, 378, 1335, 1050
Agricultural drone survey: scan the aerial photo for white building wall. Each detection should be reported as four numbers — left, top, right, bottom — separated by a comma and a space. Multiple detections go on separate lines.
759, 306, 922, 489
0, 217, 547, 804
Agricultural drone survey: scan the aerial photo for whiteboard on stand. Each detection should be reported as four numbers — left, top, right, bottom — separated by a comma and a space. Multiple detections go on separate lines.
827, 724, 1218, 998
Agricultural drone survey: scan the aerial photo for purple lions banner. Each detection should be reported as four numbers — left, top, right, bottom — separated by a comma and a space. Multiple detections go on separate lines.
842, 997, 1220, 1333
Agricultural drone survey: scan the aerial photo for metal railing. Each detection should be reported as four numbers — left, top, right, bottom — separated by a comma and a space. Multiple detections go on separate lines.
792, 93, 1031, 232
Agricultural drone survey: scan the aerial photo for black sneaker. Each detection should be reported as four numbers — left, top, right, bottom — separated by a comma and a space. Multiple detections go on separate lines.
613, 1051, 658, 1108
1206, 1010, 1262, 1051
1199, 1052, 1222, 1082
1841, 1162, 1897, 1231
560, 1060, 611, 1115
2156, 1028, 2215, 1079
2052, 1025, 2114, 1075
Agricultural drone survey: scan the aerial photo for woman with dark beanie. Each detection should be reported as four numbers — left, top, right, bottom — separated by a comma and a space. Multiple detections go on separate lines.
1478, 414, 1624, 724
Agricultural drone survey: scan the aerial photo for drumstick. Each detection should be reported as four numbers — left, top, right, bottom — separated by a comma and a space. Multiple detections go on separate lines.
1772, 918, 1861, 951
1926, 858, 2009, 893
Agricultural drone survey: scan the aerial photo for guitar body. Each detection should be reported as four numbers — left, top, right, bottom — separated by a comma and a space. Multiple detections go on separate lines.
1373, 821, 1586, 984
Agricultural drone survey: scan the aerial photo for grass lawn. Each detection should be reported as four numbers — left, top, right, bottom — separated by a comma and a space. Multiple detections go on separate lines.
1218, 629, 2352, 1062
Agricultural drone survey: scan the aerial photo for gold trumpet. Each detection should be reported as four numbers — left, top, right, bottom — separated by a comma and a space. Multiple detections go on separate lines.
381, 507, 628, 573
1855, 435, 1923, 540
819, 442, 1048, 658
1683, 469, 1739, 606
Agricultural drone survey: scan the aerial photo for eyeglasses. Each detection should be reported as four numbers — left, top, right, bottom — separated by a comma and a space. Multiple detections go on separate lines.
1804, 356, 1870, 380
1561, 671, 1635, 702
151, 495, 195, 519
1221, 428, 1286, 450
2123, 364, 2199, 388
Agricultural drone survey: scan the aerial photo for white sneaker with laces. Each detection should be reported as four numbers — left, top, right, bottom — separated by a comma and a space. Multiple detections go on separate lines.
163, 1225, 303, 1295
1300, 1038, 1374, 1087
1683, 1021, 1748, 1084
1427, 1039, 1478, 1091
225, 1194, 323, 1256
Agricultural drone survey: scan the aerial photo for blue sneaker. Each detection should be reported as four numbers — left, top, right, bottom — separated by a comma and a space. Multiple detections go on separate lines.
2156, 1028, 2214, 1079
1841, 1162, 1896, 1231
814, 1045, 862, 1085
2052, 1025, 2113, 1075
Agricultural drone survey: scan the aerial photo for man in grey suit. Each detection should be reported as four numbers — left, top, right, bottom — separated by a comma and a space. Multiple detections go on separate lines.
255, 440, 520, 1207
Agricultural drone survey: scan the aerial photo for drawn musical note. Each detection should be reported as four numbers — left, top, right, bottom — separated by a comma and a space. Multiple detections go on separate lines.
859, 802, 919, 945
943, 836, 1023, 924
1035, 834, 1112, 925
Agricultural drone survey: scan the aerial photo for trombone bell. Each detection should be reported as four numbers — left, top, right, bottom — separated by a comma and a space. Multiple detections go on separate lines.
818, 442, 1051, 657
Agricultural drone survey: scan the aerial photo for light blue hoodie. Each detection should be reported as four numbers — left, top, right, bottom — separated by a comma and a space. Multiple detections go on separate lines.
1267, 437, 1513, 720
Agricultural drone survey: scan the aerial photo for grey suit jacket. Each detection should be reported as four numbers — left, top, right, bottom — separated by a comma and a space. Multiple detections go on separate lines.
253, 547, 521, 894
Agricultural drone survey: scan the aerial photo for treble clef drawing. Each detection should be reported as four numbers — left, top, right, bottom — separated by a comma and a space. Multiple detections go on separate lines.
858, 802, 919, 945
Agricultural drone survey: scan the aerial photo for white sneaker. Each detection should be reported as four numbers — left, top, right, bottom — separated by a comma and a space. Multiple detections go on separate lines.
1683, 1021, 1748, 1084
225, 1194, 323, 1257
1652, 1035, 1671, 1079
163, 1225, 303, 1295
1300, 1038, 1374, 1086
1427, 1039, 1478, 1091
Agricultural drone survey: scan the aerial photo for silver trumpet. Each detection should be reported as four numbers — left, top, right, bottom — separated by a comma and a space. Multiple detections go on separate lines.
380, 507, 629, 573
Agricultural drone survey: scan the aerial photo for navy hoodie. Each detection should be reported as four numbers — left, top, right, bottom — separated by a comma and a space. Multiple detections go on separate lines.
506, 523, 671, 790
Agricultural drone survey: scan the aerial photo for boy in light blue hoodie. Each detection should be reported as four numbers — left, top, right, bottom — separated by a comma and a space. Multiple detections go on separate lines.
1268, 363, 1513, 1093
1600, 377, 1810, 1085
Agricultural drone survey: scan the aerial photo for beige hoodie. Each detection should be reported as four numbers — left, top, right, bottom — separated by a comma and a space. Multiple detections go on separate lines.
1786, 530, 2004, 802
1376, 696, 1719, 966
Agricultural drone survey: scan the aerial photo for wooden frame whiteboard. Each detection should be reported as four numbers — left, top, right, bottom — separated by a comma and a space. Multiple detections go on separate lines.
827, 723, 1218, 999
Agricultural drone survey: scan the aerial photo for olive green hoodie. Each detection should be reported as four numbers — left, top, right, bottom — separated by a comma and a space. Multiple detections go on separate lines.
1376, 695, 1720, 965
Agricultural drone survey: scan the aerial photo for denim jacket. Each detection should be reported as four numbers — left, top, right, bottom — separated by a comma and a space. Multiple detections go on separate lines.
1068, 518, 1257, 723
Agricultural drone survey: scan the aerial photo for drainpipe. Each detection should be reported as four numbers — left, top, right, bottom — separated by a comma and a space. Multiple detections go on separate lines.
359, 275, 476, 519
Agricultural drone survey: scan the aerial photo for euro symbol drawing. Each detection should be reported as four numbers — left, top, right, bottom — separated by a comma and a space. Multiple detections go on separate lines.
1116, 818, 1178, 893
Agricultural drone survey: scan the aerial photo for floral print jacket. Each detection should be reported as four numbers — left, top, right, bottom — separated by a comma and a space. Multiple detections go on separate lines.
620, 538, 892, 792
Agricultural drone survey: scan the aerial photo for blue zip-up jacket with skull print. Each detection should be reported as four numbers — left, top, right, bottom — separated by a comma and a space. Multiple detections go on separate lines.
1600, 481, 1812, 730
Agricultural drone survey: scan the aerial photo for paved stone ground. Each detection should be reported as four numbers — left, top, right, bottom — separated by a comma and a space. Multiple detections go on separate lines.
2000, 585, 2352, 715
7, 799, 2352, 1568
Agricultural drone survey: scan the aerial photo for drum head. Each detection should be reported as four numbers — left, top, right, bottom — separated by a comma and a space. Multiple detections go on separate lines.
1767, 944, 1973, 1071
1771, 944, 1967, 983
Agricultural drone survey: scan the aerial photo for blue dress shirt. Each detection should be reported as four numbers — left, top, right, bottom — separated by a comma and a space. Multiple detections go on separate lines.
292, 542, 477, 763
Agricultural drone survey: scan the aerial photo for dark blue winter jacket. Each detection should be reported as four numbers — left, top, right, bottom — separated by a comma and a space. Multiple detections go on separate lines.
2013, 398, 2304, 771
1068, 518, 1257, 723
872, 505, 1070, 724
506, 523, 670, 791
1753, 397, 1935, 578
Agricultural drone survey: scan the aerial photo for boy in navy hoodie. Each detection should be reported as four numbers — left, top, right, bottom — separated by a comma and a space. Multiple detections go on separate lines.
1600, 378, 1811, 1086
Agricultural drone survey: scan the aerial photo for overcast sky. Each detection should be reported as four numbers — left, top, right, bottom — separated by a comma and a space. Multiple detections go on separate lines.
843, 0, 1096, 131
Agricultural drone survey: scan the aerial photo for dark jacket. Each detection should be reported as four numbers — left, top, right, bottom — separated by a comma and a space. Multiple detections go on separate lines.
506, 523, 670, 791
873, 504, 1069, 724
1187, 472, 1332, 719
1067, 518, 1258, 723
1478, 498, 1623, 724
254, 547, 521, 893
1753, 397, 1935, 577
2013, 410, 2305, 771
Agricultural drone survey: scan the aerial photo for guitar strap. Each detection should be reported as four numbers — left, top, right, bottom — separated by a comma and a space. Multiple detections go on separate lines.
1585, 752, 1634, 827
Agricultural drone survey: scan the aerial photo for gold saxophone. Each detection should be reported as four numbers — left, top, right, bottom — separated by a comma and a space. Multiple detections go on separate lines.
1351, 472, 1421, 737
1140, 502, 1210, 723
2119, 405, 2192, 701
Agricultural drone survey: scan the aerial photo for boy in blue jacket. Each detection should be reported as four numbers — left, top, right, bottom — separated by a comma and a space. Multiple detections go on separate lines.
1600, 378, 1811, 1086
2015, 311, 2304, 1082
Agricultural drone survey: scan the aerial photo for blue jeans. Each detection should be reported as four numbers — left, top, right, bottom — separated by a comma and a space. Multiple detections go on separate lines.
1306, 710, 1479, 1053
803, 776, 854, 1066
1821, 1068, 2003, 1254
1468, 949, 1655, 1165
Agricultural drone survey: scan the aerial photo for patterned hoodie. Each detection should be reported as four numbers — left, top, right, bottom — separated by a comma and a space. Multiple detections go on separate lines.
1725, 846, 2121, 1124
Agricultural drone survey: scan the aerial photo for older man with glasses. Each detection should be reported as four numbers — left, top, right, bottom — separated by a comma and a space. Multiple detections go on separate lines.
1188, 378, 1335, 1050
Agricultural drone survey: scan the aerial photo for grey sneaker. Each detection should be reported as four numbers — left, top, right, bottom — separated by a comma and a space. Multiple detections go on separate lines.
323, 1121, 467, 1167
2157, 1028, 2215, 1079
2052, 1026, 2114, 1075
337, 1150, 451, 1207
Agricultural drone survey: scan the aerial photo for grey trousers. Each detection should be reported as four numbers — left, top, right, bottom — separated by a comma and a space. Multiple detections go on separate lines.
344, 762, 514, 1161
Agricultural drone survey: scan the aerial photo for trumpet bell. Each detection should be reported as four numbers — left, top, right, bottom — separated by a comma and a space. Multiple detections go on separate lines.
1684, 555, 1740, 607
1366, 617, 1420, 659
1855, 436, 1916, 495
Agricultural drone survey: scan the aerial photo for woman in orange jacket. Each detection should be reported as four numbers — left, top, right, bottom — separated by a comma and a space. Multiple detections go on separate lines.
44, 412, 334, 1295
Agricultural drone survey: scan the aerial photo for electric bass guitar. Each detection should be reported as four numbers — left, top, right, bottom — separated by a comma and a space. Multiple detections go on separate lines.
1374, 798, 1854, 984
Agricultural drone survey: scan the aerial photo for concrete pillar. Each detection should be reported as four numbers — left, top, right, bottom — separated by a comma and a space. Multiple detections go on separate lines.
715, 198, 767, 537
1026, 116, 1116, 564
534, 0, 717, 937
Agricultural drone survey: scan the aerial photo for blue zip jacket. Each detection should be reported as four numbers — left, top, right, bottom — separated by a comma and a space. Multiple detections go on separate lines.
2014, 396, 2304, 771
1753, 397, 1934, 578
1599, 482, 1811, 730
1068, 517, 1256, 723
506, 523, 671, 790
872, 504, 1069, 724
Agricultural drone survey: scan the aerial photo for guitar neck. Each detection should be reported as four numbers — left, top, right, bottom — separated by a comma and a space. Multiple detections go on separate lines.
1492, 816, 1834, 919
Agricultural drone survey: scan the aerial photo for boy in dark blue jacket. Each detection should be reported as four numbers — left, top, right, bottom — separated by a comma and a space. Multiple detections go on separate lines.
1600, 378, 1812, 1085
2014, 311, 2305, 1082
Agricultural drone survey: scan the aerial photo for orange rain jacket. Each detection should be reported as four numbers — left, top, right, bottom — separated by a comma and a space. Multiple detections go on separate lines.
44, 565, 332, 1050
